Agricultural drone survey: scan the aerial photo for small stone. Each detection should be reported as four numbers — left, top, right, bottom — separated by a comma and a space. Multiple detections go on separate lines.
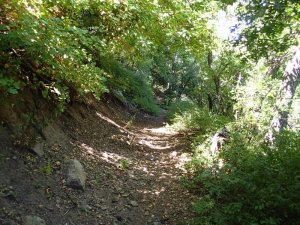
130, 200, 138, 207
64, 159, 86, 190
54, 161, 61, 169
148, 155, 156, 161
100, 206, 108, 211
31, 143, 45, 157
23, 216, 46, 225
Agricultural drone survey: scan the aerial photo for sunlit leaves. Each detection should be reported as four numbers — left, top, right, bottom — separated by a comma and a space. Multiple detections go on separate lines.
228, 0, 300, 59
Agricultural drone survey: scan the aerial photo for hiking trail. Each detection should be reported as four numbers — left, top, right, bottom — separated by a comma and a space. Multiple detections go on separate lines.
0, 99, 196, 225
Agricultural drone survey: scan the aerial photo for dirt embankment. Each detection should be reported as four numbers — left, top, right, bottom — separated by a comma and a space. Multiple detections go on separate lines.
0, 96, 195, 225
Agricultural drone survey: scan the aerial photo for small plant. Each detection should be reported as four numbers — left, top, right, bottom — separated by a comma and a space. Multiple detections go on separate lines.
124, 115, 135, 129
118, 159, 129, 170
42, 161, 53, 176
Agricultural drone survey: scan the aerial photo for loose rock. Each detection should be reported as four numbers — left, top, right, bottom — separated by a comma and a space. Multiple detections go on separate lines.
64, 159, 86, 190
31, 142, 45, 157
130, 200, 138, 207
23, 216, 46, 225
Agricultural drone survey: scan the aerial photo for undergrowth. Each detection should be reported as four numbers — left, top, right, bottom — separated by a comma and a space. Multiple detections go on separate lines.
0, 1, 159, 117
167, 101, 300, 225
184, 129, 300, 225
167, 100, 230, 133
99, 57, 160, 115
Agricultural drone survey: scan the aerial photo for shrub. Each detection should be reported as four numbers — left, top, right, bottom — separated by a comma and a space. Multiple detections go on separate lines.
100, 57, 160, 115
0, 1, 107, 111
185, 130, 300, 225
167, 100, 230, 133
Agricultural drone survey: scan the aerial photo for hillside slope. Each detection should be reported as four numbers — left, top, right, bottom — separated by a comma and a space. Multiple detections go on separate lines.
0, 96, 195, 225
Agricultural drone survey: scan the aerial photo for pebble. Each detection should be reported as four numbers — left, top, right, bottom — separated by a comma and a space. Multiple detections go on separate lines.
23, 216, 46, 225
100, 206, 108, 210
130, 200, 138, 207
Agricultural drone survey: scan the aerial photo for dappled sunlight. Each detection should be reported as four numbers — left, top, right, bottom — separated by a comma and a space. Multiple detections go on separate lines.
137, 187, 166, 196
174, 152, 191, 171
96, 112, 123, 129
78, 142, 130, 167
143, 126, 177, 135
138, 139, 172, 150
96, 112, 133, 135
96, 111, 177, 150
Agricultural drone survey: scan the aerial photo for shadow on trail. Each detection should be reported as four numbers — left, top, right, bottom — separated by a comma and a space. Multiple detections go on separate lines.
67, 105, 195, 225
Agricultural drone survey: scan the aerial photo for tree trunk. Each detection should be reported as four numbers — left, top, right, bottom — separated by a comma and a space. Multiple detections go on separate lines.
267, 46, 300, 140
207, 94, 214, 110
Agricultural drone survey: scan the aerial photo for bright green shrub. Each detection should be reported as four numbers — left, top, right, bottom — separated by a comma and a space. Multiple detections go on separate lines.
167, 100, 230, 133
186, 130, 300, 225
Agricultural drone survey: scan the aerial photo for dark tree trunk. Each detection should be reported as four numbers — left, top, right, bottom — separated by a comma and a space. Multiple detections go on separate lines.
207, 94, 214, 110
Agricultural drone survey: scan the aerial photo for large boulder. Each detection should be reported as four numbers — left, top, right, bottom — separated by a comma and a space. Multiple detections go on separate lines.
23, 216, 45, 225
64, 159, 86, 190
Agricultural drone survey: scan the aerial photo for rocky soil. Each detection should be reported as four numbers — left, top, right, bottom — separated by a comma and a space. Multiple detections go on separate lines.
0, 97, 196, 225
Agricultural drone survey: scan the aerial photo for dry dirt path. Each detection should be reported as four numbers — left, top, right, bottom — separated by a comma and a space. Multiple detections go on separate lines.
0, 100, 196, 225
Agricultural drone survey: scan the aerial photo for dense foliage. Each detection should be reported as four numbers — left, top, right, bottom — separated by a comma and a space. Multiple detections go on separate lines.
173, 1, 300, 224
0, 0, 216, 114
185, 130, 300, 225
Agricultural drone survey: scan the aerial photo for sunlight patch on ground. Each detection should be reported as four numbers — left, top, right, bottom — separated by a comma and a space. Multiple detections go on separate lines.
174, 152, 191, 171
96, 112, 133, 134
79, 142, 130, 167
96, 112, 121, 129
138, 139, 172, 150
137, 186, 166, 196
143, 126, 177, 135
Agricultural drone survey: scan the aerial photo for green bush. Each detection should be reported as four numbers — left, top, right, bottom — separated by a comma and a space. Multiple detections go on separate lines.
186, 130, 300, 225
0, 1, 107, 110
166, 100, 196, 122
167, 100, 230, 133
100, 57, 160, 115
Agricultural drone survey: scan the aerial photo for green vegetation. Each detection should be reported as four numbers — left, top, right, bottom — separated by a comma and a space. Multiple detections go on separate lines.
42, 161, 53, 176
167, 100, 230, 133
184, 129, 300, 225
118, 159, 130, 171
1, 0, 300, 224
0, 0, 215, 115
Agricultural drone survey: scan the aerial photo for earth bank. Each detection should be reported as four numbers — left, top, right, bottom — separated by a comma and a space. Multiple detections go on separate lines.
0, 95, 195, 225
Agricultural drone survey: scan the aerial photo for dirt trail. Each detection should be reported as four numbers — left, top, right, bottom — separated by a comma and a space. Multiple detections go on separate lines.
0, 99, 195, 225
